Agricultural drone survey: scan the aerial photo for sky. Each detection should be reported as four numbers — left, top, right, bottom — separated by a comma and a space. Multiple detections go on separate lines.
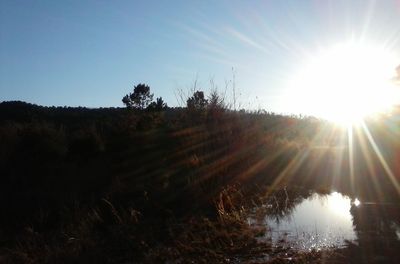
1, 0, 400, 114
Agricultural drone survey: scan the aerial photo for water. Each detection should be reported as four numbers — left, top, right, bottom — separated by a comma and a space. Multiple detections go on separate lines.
249, 191, 358, 250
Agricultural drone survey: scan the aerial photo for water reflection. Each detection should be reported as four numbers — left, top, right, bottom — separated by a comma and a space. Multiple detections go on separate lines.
349, 202, 400, 260
249, 191, 357, 250
250, 189, 400, 259
352, 203, 400, 241
247, 187, 400, 263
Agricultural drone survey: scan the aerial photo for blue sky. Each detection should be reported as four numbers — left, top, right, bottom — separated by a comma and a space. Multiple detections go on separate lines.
1, 0, 400, 113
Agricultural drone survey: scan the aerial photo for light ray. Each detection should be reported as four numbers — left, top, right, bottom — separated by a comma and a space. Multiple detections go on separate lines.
361, 121, 400, 195
267, 121, 338, 193
347, 125, 355, 193
353, 124, 385, 199
225, 27, 270, 54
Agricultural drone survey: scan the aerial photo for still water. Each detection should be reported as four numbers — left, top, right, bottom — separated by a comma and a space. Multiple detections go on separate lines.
249, 191, 358, 250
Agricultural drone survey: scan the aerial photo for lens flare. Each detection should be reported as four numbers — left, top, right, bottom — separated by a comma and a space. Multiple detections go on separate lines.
285, 41, 399, 125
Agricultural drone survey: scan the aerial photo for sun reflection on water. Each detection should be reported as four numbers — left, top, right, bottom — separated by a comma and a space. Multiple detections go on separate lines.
326, 192, 352, 218
250, 191, 358, 250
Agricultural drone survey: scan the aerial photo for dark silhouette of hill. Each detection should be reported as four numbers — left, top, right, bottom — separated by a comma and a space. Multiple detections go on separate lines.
0, 99, 399, 263
0, 101, 126, 123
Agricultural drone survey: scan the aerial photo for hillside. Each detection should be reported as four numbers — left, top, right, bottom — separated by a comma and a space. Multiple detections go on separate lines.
0, 100, 399, 263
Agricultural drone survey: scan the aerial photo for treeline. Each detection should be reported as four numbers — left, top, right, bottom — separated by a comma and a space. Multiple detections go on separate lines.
0, 94, 321, 222
0, 89, 398, 262
0, 94, 324, 262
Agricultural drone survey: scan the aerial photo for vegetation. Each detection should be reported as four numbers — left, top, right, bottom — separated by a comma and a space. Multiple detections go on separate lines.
0, 86, 399, 263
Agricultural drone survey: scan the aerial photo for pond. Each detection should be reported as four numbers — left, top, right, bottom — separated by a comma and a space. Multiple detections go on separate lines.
248, 191, 359, 251
249, 189, 400, 253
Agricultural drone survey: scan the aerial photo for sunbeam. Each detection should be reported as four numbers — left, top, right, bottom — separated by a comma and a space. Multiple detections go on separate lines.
361, 121, 400, 196
347, 125, 355, 193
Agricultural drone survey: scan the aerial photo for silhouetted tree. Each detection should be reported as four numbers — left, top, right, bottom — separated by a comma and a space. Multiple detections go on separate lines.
208, 90, 226, 110
207, 90, 226, 121
187, 91, 208, 110
147, 97, 168, 111
122, 83, 154, 110
122, 95, 132, 108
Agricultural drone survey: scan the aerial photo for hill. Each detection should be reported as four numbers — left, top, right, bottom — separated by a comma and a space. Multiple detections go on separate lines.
0, 100, 399, 263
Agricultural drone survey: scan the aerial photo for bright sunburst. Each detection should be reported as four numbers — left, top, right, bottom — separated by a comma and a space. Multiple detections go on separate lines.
327, 192, 352, 219
285, 41, 400, 125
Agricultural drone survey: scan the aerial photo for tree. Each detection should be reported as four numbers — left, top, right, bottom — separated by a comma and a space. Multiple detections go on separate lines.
122, 83, 154, 110
208, 90, 225, 110
147, 97, 168, 111
207, 90, 226, 121
187, 91, 208, 110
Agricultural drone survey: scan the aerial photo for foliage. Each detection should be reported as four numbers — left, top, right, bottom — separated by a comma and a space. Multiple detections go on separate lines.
186, 90, 208, 110
122, 83, 154, 110
208, 90, 226, 110
147, 97, 168, 111
0, 98, 399, 263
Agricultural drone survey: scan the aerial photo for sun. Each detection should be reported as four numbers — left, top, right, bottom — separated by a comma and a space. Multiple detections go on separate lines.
285, 41, 400, 125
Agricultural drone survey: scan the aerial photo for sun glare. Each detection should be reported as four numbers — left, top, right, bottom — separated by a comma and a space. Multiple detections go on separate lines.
327, 192, 352, 218
285, 41, 399, 125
